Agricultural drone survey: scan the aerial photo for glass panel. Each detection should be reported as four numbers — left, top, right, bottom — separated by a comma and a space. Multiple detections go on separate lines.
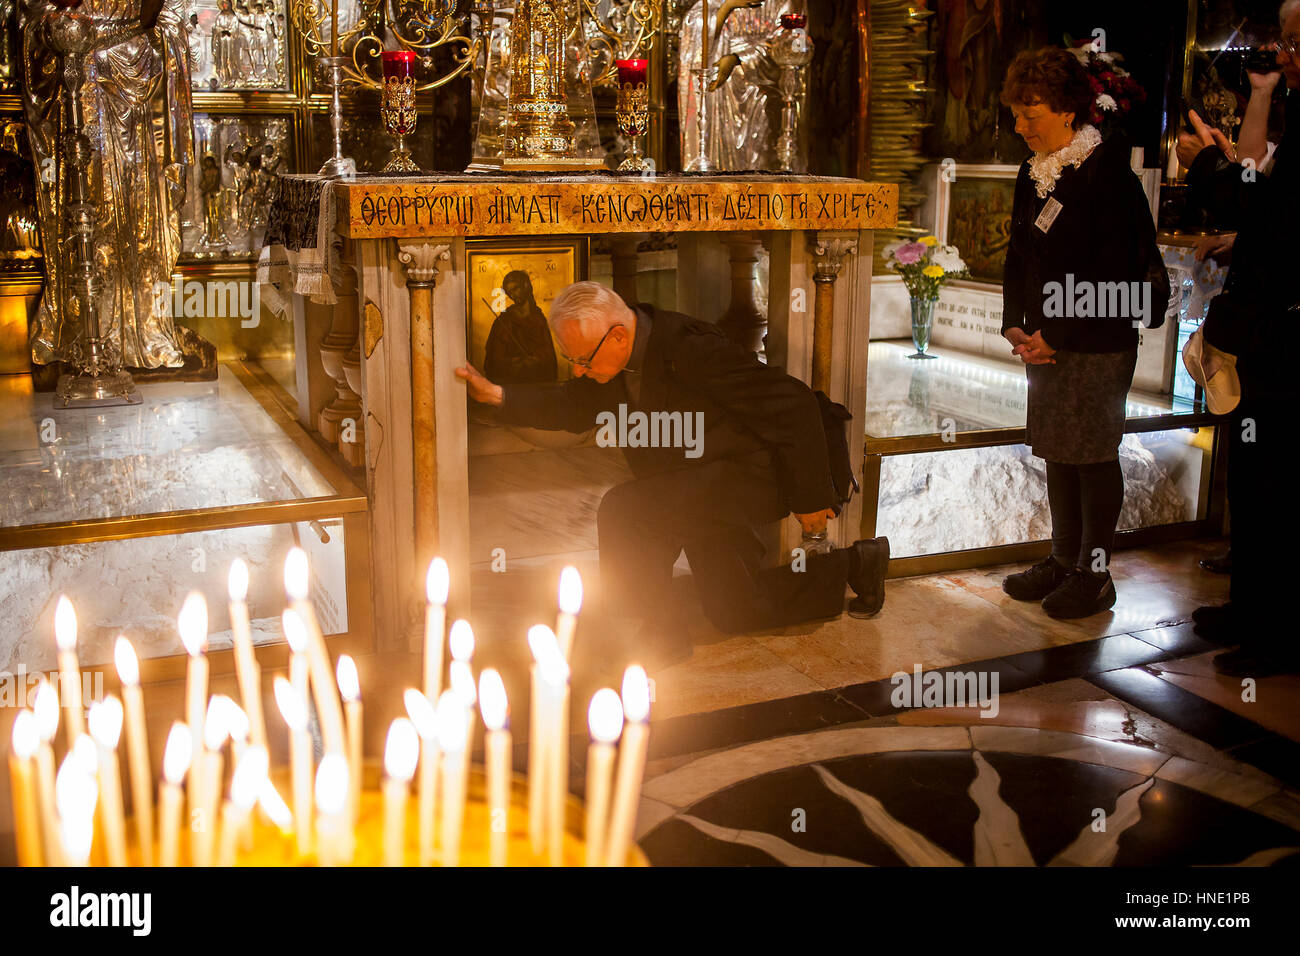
865, 341, 1205, 440
185, 0, 291, 92
0, 518, 348, 672
876, 428, 1213, 559
0, 365, 335, 529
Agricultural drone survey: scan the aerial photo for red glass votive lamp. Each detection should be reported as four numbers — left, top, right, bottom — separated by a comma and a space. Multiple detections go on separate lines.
380, 50, 419, 171
780, 13, 807, 29
382, 50, 416, 81
615, 58, 648, 88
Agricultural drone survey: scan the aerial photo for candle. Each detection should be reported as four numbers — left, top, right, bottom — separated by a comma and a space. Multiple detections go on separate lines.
192, 696, 229, 867
424, 558, 450, 705
584, 688, 624, 866
55, 738, 98, 867
274, 675, 314, 858
228, 560, 268, 749
403, 688, 439, 866
556, 566, 582, 661
526, 626, 551, 855
257, 777, 293, 834
178, 591, 209, 836
87, 697, 128, 867
702, 0, 710, 70
314, 753, 350, 866
219, 746, 267, 867
32, 679, 60, 865
382, 718, 418, 867
159, 723, 192, 867
53, 595, 85, 747
284, 550, 347, 758
8, 711, 43, 867
336, 654, 363, 828
449, 659, 477, 741
545, 655, 570, 867
436, 690, 468, 867
478, 669, 510, 867
331, 0, 339, 57
604, 665, 651, 866
114, 637, 154, 865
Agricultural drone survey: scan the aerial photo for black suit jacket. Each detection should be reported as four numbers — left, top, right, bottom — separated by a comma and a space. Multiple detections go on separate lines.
493, 305, 838, 516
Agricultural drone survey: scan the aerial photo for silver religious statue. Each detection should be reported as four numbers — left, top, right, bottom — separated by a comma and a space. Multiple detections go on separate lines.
20, 0, 196, 374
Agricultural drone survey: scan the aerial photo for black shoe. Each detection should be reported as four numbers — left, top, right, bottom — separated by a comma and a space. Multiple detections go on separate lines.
1042, 570, 1117, 619
847, 536, 890, 618
1003, 556, 1072, 602
1199, 551, 1232, 574
1213, 647, 1299, 678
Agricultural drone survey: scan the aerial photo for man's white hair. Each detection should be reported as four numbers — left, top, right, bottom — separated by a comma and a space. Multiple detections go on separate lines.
1283, 0, 1300, 26
549, 281, 633, 337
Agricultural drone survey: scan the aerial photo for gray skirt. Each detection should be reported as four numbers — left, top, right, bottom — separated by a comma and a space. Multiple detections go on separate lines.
1025, 348, 1138, 464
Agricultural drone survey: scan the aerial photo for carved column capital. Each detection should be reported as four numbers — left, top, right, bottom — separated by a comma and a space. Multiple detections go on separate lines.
808, 233, 859, 284
396, 241, 451, 288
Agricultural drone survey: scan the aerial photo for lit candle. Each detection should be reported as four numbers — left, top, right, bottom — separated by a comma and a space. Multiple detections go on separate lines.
436, 690, 468, 867
314, 753, 350, 866
8, 711, 43, 867
478, 669, 511, 868
424, 558, 450, 705
382, 718, 418, 867
219, 746, 267, 867
336, 654, 363, 828
257, 777, 293, 835
284, 550, 347, 758
331, 0, 339, 57
114, 637, 153, 866
193, 696, 229, 867
32, 679, 60, 865
556, 566, 582, 660
55, 738, 98, 867
227, 560, 268, 749
53, 595, 85, 747
450, 659, 477, 741
159, 723, 191, 867
584, 688, 624, 867
604, 665, 651, 866
526, 626, 551, 856
544, 647, 570, 867
274, 675, 314, 858
87, 697, 128, 867
178, 591, 209, 835
403, 688, 439, 866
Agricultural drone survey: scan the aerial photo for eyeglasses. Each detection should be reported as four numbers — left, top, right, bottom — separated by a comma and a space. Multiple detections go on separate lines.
558, 325, 616, 370
1281, 36, 1300, 58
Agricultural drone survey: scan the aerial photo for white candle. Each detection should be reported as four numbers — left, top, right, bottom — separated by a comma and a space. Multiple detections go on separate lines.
382, 718, 418, 867
9, 711, 43, 867
257, 777, 293, 834
403, 688, 439, 866
192, 696, 229, 867
274, 675, 314, 858
114, 637, 154, 866
315, 753, 351, 866
526, 654, 548, 855
55, 739, 98, 867
529, 624, 568, 865
31, 680, 60, 865
604, 665, 651, 866
159, 723, 192, 867
284, 551, 347, 758
436, 690, 468, 867
87, 697, 128, 867
227, 560, 268, 749
584, 688, 624, 866
478, 669, 511, 868
178, 592, 209, 836
218, 746, 267, 867
337, 654, 363, 828
449, 659, 478, 746
53, 595, 85, 748
556, 566, 582, 661
424, 558, 450, 704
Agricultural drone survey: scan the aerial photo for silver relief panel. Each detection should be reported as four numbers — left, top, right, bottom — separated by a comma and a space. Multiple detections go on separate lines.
185, 0, 289, 91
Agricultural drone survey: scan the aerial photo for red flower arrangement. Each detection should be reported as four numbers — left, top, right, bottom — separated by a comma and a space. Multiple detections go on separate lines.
1069, 39, 1146, 131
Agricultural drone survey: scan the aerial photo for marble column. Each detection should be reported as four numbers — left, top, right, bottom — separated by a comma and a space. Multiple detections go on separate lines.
339, 335, 365, 468
807, 232, 858, 394
718, 232, 766, 353
318, 243, 363, 442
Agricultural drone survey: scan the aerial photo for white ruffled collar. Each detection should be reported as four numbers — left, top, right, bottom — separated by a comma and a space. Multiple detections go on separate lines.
1027, 125, 1102, 198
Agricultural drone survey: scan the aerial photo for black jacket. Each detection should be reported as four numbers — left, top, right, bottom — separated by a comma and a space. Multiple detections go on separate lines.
1002, 132, 1168, 352
494, 305, 838, 516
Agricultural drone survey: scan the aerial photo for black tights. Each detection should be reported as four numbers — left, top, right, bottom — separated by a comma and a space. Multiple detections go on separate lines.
1045, 459, 1124, 575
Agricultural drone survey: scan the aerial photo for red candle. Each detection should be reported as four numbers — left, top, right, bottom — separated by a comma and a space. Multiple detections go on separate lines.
616, 59, 649, 88
780, 13, 807, 29
382, 50, 416, 81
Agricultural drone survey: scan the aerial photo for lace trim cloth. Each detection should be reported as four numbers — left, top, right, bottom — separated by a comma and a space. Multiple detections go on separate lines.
1027, 124, 1103, 198
256, 174, 340, 313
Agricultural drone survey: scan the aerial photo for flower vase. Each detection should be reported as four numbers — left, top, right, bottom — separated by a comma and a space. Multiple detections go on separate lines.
909, 297, 938, 359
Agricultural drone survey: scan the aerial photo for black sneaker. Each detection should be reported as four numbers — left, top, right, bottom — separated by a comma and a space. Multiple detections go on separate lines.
1002, 556, 1072, 601
847, 536, 890, 619
1042, 570, 1117, 619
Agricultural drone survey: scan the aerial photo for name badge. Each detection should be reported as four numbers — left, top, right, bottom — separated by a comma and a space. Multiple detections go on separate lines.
1034, 197, 1063, 233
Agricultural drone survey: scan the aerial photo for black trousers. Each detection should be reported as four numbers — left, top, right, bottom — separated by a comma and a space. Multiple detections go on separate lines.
1227, 399, 1284, 643
1045, 459, 1125, 573
596, 455, 850, 634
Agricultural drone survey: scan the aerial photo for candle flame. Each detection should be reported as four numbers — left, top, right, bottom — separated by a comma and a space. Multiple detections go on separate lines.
478, 669, 508, 731
315, 753, 349, 815
113, 636, 140, 686
588, 688, 625, 744
281, 608, 308, 653
225, 700, 250, 743
529, 624, 569, 686
402, 688, 438, 740
231, 746, 269, 811
426, 557, 450, 605
284, 547, 310, 601
177, 592, 208, 656
88, 696, 124, 750
558, 566, 583, 614
228, 558, 250, 603
70, 735, 98, 775
435, 690, 468, 752
449, 619, 474, 661
11, 710, 38, 759
621, 665, 651, 723
273, 677, 307, 732
384, 718, 419, 782
257, 779, 293, 832
33, 679, 59, 742
336, 654, 360, 702
54, 595, 77, 652
163, 723, 193, 785
204, 696, 231, 751
449, 660, 477, 707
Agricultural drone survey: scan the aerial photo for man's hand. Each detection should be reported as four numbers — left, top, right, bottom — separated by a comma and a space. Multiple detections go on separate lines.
1005, 327, 1030, 351
454, 363, 504, 406
1195, 232, 1235, 262
794, 508, 835, 536
1012, 330, 1057, 365
1176, 109, 1235, 169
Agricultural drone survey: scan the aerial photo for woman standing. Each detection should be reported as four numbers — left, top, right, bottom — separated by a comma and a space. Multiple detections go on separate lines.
998, 47, 1169, 618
